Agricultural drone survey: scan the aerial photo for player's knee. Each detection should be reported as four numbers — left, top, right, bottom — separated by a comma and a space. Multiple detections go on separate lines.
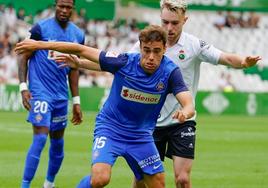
91, 173, 110, 187
149, 173, 165, 188
156, 173, 165, 188
132, 178, 146, 188
91, 163, 111, 187
50, 138, 64, 154
175, 172, 190, 186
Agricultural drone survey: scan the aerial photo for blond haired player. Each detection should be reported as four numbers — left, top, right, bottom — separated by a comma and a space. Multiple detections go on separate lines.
131, 0, 261, 188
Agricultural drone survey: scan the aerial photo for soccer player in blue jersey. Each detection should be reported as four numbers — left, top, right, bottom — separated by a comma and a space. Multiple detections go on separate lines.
16, 25, 195, 188
17, 0, 84, 188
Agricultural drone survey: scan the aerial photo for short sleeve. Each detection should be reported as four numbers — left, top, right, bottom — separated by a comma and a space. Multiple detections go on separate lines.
29, 24, 42, 41
198, 39, 222, 65
80, 35, 85, 45
99, 51, 129, 74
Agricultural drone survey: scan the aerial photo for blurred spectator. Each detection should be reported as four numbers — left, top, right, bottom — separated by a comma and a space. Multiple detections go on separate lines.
87, 20, 97, 36
0, 4, 6, 36
237, 11, 248, 28
95, 20, 108, 36
118, 22, 130, 38
213, 11, 226, 30
2, 47, 18, 84
17, 7, 26, 21
33, 10, 43, 24
40, 5, 54, 19
74, 8, 87, 30
218, 72, 235, 92
4, 3, 17, 29
17, 8, 33, 24
1, 32, 12, 52
93, 72, 113, 88
0, 42, 7, 83
247, 11, 260, 28
104, 36, 117, 52
225, 10, 237, 28
129, 18, 137, 30
79, 69, 94, 87
128, 26, 139, 43
24, 14, 34, 25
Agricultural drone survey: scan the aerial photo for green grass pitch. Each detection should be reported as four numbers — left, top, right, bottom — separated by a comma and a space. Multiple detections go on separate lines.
0, 111, 268, 188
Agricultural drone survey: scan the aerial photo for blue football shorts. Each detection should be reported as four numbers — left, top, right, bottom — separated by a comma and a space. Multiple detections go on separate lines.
27, 99, 68, 131
91, 135, 164, 180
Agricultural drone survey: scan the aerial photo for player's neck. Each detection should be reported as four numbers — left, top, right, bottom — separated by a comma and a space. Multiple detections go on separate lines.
55, 19, 69, 29
167, 38, 179, 48
167, 33, 181, 48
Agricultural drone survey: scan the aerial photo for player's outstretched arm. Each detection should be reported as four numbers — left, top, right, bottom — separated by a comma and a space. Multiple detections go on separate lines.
219, 52, 262, 68
55, 54, 101, 71
172, 91, 195, 123
15, 39, 101, 63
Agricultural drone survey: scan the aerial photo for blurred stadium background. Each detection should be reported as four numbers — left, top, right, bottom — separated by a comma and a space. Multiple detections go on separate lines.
0, 0, 268, 187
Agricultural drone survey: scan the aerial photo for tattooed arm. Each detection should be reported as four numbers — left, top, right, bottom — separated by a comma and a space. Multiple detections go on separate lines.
18, 51, 33, 111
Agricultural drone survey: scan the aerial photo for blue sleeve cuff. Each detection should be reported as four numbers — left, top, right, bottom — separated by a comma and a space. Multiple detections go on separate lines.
30, 24, 42, 41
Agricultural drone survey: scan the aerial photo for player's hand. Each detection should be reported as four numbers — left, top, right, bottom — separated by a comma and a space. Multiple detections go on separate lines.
55, 54, 80, 69
71, 104, 83, 125
241, 56, 262, 68
15, 39, 39, 54
172, 110, 187, 123
21, 90, 32, 111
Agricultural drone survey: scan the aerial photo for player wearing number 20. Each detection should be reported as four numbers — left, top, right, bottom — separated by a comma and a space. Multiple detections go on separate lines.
17, 0, 84, 188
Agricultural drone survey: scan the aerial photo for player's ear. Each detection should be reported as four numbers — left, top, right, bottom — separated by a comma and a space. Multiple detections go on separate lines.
139, 41, 142, 49
163, 45, 166, 54
184, 16, 188, 24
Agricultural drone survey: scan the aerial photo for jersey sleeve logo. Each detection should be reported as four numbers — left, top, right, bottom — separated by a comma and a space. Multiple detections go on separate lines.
106, 51, 119, 58
199, 39, 208, 48
199, 39, 211, 50
121, 86, 161, 104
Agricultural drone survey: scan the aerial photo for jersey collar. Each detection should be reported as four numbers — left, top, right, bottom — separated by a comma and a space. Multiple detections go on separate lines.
176, 32, 186, 47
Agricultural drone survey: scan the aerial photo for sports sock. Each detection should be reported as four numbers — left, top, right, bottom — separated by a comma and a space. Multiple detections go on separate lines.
77, 175, 91, 188
21, 180, 30, 188
46, 138, 64, 183
22, 134, 47, 187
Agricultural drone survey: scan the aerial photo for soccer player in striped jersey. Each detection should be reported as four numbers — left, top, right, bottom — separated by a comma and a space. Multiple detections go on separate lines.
15, 25, 195, 188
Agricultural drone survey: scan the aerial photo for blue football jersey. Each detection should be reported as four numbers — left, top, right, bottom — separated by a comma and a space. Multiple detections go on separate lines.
94, 52, 188, 142
28, 18, 85, 100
